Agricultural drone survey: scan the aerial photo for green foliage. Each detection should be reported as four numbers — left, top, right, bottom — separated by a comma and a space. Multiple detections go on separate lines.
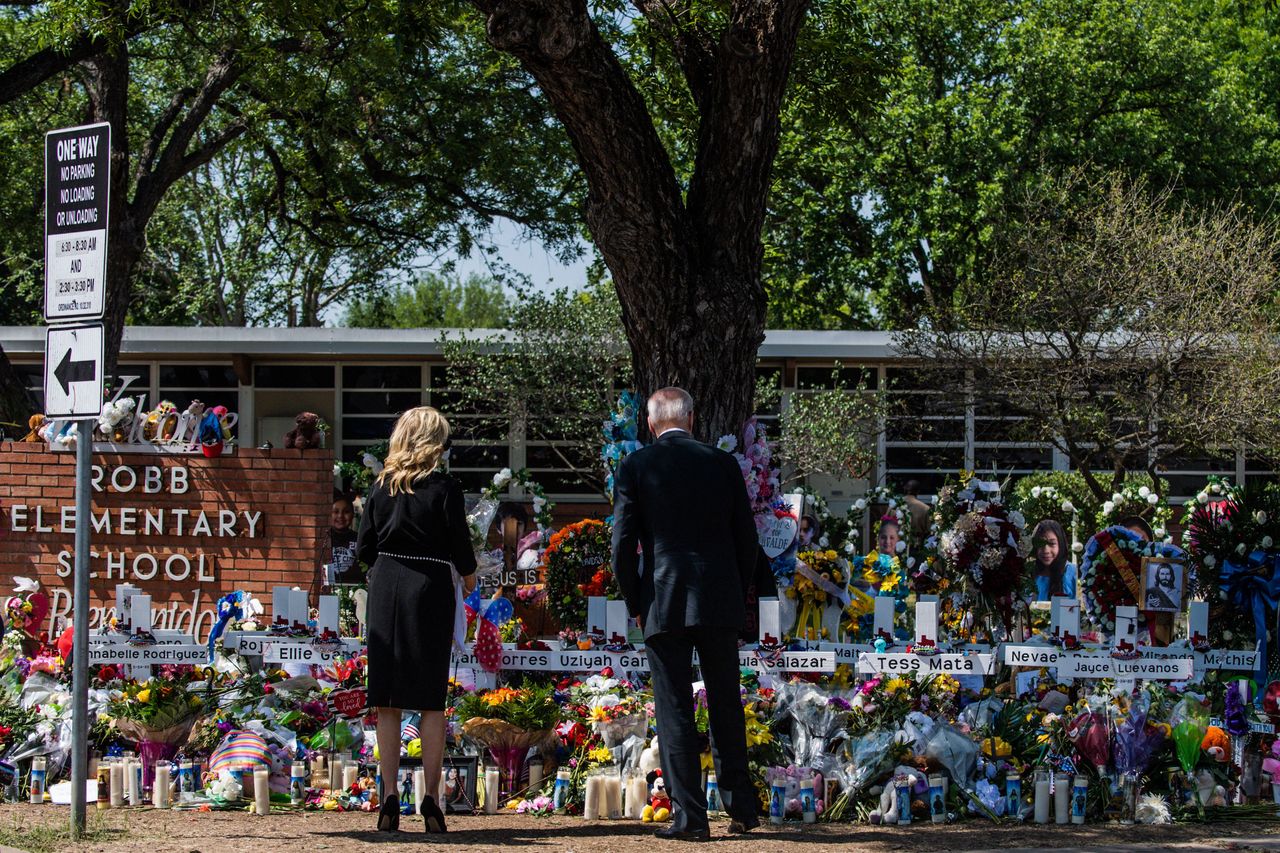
1010, 472, 1098, 535
455, 680, 561, 731
778, 366, 886, 482
754, 0, 1280, 327
343, 273, 511, 329
441, 285, 631, 496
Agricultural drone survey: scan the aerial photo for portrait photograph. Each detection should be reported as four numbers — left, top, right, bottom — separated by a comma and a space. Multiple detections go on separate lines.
443, 755, 478, 815
1140, 556, 1185, 613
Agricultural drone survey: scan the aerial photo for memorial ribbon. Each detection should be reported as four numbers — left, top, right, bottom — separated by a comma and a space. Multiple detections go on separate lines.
794, 560, 852, 608
1220, 550, 1280, 689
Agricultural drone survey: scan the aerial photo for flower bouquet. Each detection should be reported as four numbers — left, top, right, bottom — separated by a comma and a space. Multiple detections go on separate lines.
776, 683, 853, 770
542, 519, 615, 631
457, 682, 561, 798
939, 501, 1029, 629
564, 674, 648, 749
789, 550, 847, 641
107, 677, 205, 788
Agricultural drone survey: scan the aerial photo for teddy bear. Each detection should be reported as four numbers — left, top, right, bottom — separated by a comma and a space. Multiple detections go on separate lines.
284, 412, 324, 450
22, 414, 45, 442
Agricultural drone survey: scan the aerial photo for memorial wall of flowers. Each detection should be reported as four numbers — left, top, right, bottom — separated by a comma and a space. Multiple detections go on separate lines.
5, 399, 1280, 829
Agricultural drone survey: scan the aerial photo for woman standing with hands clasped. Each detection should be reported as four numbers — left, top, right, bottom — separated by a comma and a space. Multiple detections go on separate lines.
356, 406, 477, 834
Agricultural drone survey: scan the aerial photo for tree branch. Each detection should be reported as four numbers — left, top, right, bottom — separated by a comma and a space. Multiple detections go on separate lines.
133, 48, 247, 221
470, 0, 692, 332
631, 0, 716, 111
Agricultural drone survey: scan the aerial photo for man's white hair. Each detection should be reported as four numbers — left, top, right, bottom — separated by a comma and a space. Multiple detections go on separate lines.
647, 387, 694, 425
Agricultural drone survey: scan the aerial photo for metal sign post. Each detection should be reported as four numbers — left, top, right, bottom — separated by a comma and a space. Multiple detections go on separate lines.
44, 121, 110, 839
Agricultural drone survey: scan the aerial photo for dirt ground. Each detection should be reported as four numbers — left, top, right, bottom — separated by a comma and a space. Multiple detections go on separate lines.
2, 806, 1280, 853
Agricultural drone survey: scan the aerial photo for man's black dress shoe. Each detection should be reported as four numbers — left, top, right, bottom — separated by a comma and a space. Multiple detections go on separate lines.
727, 817, 760, 834
654, 826, 710, 841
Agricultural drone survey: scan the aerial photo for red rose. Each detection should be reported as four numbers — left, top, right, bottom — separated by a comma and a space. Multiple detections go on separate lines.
601, 666, 615, 678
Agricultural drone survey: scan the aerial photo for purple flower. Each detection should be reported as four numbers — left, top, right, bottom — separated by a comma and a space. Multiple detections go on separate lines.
827, 696, 852, 711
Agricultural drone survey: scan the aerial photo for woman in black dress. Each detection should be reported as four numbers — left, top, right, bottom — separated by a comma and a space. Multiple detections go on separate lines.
356, 406, 477, 833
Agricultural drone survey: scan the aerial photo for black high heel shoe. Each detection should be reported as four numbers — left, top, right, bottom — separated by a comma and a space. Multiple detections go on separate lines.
422, 795, 447, 833
377, 794, 400, 832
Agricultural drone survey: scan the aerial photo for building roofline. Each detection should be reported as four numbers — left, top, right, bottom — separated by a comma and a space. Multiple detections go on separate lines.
0, 326, 902, 360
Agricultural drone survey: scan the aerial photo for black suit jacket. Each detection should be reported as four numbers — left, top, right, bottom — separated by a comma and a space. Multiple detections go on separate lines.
612, 430, 759, 638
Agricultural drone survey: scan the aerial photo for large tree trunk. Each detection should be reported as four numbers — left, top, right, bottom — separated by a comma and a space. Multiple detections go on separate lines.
473, 0, 806, 442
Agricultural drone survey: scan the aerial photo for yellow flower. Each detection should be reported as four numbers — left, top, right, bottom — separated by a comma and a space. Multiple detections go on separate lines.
589, 746, 612, 763
589, 706, 611, 723
136, 689, 151, 704
885, 677, 911, 694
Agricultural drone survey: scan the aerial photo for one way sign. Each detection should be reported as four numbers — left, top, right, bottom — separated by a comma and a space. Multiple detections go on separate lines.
44, 323, 104, 418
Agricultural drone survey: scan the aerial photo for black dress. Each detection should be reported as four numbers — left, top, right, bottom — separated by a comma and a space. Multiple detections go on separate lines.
356, 471, 477, 710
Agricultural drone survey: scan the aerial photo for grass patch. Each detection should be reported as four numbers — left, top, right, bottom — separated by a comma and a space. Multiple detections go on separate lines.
0, 812, 124, 853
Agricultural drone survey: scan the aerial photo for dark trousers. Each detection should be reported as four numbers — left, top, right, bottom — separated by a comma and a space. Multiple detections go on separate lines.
646, 626, 754, 831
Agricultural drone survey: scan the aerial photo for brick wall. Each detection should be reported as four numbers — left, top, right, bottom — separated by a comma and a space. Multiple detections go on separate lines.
0, 443, 330, 639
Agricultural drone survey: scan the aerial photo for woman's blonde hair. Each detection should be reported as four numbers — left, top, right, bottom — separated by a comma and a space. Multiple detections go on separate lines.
377, 406, 450, 496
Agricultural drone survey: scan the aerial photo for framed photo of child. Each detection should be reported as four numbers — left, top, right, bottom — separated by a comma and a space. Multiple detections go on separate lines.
1140, 556, 1185, 613
442, 755, 479, 815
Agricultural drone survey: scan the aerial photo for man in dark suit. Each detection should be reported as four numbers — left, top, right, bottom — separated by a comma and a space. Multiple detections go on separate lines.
613, 387, 761, 841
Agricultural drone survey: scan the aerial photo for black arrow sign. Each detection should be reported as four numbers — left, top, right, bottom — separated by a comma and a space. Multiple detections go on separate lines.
54, 347, 95, 395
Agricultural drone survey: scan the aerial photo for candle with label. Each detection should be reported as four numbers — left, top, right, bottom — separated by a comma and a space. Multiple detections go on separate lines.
291, 761, 306, 805
1005, 772, 1021, 818
706, 774, 721, 815
769, 779, 786, 825
895, 774, 912, 825
801, 778, 817, 823
97, 763, 111, 810
29, 757, 45, 804
928, 774, 945, 823
553, 770, 571, 812
1071, 775, 1088, 824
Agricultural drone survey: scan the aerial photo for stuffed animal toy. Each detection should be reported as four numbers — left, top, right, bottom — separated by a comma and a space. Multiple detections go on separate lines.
1201, 726, 1230, 762
42, 420, 77, 447
143, 401, 178, 441
198, 409, 226, 457
284, 412, 324, 450
211, 405, 233, 440
641, 770, 670, 822
638, 736, 661, 779
177, 399, 206, 443
21, 414, 45, 442
97, 398, 135, 442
